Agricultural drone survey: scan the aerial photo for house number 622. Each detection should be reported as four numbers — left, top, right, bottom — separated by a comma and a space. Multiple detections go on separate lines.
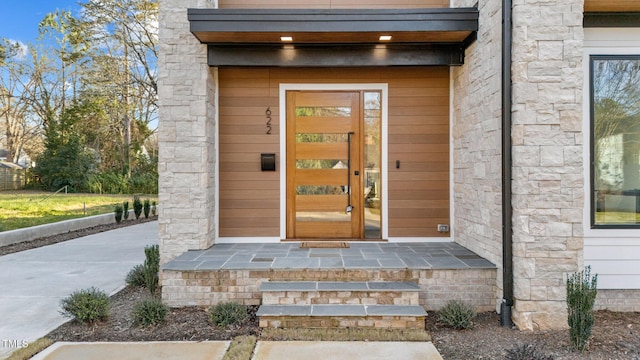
265, 107, 272, 135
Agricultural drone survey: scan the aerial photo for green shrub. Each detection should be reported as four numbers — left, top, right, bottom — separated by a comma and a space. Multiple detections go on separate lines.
437, 300, 476, 329
567, 266, 598, 351
88, 171, 129, 194
60, 287, 109, 323
123, 200, 130, 220
125, 264, 146, 287
505, 344, 554, 360
114, 204, 123, 223
209, 302, 248, 327
132, 297, 168, 327
143, 244, 160, 294
143, 199, 151, 218
133, 195, 143, 219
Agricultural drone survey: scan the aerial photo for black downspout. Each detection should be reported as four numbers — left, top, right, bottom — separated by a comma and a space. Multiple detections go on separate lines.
501, 0, 514, 327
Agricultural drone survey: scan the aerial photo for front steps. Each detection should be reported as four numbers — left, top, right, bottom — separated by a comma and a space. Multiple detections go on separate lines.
256, 281, 427, 329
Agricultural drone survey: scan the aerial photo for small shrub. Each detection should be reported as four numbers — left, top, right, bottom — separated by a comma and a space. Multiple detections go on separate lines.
437, 300, 476, 329
505, 344, 555, 360
209, 302, 248, 327
132, 297, 168, 327
567, 266, 598, 351
133, 195, 143, 219
143, 198, 151, 218
60, 287, 109, 323
143, 244, 160, 294
123, 200, 129, 220
114, 204, 123, 224
151, 201, 157, 216
125, 264, 146, 287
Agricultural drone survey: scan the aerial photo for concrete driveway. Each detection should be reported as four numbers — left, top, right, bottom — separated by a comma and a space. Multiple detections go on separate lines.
0, 221, 157, 359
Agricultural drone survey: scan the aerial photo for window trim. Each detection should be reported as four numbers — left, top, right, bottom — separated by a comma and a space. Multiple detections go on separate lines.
590, 54, 640, 229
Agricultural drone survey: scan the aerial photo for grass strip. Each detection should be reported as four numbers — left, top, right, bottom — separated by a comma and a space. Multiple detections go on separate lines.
223, 335, 258, 360
260, 328, 431, 342
6, 338, 54, 360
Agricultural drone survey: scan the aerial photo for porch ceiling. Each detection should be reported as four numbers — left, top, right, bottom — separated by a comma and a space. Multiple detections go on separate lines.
187, 8, 478, 45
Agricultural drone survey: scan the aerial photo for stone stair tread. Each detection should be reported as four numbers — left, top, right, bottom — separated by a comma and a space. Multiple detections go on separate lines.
259, 281, 420, 292
257, 304, 427, 317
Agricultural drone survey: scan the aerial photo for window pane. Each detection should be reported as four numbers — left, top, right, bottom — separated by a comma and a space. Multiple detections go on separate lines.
592, 57, 640, 226
296, 186, 347, 195
364, 91, 382, 238
296, 134, 348, 143
296, 159, 348, 169
296, 107, 351, 117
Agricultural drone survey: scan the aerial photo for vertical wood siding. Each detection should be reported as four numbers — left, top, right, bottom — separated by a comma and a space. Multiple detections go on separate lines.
218, 67, 450, 238
219, 0, 450, 9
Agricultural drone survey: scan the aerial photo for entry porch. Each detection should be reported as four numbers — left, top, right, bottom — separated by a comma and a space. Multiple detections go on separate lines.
161, 242, 497, 315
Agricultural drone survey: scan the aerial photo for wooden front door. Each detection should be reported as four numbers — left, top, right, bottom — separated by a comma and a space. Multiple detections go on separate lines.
286, 91, 363, 239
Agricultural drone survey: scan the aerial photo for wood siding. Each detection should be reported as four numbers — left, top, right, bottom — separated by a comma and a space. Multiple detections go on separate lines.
218, 67, 450, 238
220, 0, 449, 9
585, 0, 640, 12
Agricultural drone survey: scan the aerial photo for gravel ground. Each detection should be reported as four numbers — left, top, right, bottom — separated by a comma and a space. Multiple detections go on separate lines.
3, 221, 640, 359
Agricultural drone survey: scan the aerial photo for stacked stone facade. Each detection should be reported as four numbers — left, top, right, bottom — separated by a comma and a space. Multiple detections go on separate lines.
158, 0, 218, 264
451, 0, 504, 312
510, 0, 584, 330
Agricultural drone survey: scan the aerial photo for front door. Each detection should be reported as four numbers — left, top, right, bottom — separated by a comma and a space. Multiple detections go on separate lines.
286, 91, 364, 239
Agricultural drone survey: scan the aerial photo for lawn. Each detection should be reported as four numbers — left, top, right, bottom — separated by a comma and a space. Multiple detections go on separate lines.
0, 191, 158, 231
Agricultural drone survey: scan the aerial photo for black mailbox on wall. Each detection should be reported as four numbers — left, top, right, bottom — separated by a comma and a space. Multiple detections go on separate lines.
261, 153, 276, 171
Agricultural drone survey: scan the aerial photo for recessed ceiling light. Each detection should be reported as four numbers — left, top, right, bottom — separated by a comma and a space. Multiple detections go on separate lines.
379, 35, 392, 41
281, 36, 293, 42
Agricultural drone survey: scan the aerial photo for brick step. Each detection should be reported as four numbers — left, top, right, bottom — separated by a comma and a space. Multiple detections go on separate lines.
260, 281, 420, 305
256, 304, 427, 329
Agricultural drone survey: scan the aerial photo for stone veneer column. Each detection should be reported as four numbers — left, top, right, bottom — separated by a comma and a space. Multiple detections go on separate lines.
158, 0, 217, 264
510, 0, 584, 330
451, 0, 504, 312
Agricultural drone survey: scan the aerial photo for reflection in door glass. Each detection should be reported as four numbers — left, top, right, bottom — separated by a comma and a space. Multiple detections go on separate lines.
296, 159, 349, 169
364, 92, 382, 239
296, 107, 351, 117
296, 134, 348, 143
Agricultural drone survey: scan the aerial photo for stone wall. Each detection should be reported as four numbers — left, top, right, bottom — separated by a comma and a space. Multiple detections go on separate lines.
596, 290, 640, 312
510, 0, 584, 330
162, 268, 497, 311
158, 0, 218, 264
451, 0, 504, 309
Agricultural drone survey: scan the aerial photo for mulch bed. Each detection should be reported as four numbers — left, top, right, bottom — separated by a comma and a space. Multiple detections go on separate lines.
46, 286, 259, 343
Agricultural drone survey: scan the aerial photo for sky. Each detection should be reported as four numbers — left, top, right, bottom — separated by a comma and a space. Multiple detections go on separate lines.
0, 1, 81, 44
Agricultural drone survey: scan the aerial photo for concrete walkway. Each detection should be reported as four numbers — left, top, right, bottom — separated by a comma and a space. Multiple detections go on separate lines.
0, 221, 157, 359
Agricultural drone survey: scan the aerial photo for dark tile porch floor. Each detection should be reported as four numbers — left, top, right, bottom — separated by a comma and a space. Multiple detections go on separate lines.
162, 242, 496, 271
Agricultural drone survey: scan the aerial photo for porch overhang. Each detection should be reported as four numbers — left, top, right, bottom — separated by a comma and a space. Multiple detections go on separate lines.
187, 8, 478, 67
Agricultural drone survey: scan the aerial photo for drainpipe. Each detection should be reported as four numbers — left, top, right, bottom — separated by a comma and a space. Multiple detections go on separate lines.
501, 0, 514, 327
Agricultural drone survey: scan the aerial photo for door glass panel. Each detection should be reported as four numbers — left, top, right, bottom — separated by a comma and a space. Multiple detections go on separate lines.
297, 211, 351, 222
296, 159, 349, 169
296, 185, 347, 195
296, 107, 351, 117
364, 91, 382, 239
296, 134, 348, 143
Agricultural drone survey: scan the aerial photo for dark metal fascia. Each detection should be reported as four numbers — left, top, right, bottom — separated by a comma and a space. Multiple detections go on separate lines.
207, 43, 465, 67
188, 8, 479, 34
584, 12, 640, 28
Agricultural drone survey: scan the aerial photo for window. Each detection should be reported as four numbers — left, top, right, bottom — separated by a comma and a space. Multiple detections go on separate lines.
591, 55, 640, 227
